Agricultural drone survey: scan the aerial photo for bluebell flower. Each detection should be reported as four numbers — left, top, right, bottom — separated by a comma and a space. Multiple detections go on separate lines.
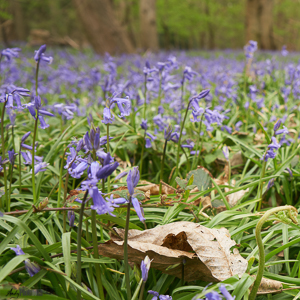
282, 45, 289, 57
286, 168, 293, 178
235, 121, 243, 131
244, 40, 257, 59
102, 107, 114, 124
0, 156, 9, 172
219, 285, 235, 300
141, 256, 151, 282
262, 137, 281, 161
275, 126, 289, 136
68, 211, 75, 227
90, 187, 115, 216
164, 124, 178, 142
183, 66, 198, 81
8, 149, 17, 165
140, 119, 148, 130
0, 48, 21, 61
10, 245, 41, 277
267, 178, 275, 190
222, 146, 229, 161
34, 44, 53, 64
148, 291, 172, 300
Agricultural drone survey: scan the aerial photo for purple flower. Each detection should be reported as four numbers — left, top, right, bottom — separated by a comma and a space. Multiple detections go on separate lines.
282, 45, 289, 57
8, 149, 17, 165
219, 285, 235, 300
68, 211, 75, 227
34, 44, 53, 64
235, 121, 243, 131
90, 187, 115, 216
10, 245, 41, 277
141, 256, 151, 282
273, 120, 281, 132
275, 126, 289, 136
141, 119, 148, 130
222, 146, 229, 161
286, 168, 293, 178
148, 291, 172, 300
1, 48, 21, 61
267, 178, 275, 190
102, 107, 114, 124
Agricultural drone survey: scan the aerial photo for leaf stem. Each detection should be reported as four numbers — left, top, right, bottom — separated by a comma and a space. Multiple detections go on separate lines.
159, 139, 168, 195
76, 190, 88, 300
124, 197, 132, 299
248, 206, 298, 300
1, 97, 8, 209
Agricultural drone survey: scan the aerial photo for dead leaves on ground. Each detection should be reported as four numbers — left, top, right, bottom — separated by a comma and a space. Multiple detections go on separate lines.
98, 221, 248, 282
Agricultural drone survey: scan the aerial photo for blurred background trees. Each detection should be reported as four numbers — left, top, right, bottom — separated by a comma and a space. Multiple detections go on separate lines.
0, 0, 299, 53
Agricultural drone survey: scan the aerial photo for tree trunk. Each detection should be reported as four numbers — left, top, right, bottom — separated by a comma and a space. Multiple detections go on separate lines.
72, 0, 134, 54
205, 0, 215, 50
245, 0, 276, 49
12, 0, 26, 41
139, 0, 158, 51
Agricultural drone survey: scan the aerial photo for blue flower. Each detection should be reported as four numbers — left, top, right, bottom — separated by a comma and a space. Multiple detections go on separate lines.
34, 44, 53, 64
148, 291, 172, 300
0, 48, 21, 61
68, 211, 75, 227
141, 256, 151, 282
11, 245, 41, 277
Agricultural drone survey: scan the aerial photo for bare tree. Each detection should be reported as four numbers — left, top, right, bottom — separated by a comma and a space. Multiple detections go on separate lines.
139, 0, 158, 51
72, 0, 134, 54
245, 0, 276, 49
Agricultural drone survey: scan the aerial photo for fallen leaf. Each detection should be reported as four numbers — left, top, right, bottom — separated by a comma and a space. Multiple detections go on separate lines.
98, 221, 247, 282
136, 183, 175, 195
250, 276, 283, 294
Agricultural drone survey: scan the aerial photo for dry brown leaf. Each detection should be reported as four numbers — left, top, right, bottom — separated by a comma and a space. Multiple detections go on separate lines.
225, 181, 249, 206
136, 183, 175, 195
231, 151, 244, 168
250, 276, 283, 294
98, 221, 247, 282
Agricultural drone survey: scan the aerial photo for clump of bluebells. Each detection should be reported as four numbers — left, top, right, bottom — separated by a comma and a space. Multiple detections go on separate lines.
0, 41, 299, 300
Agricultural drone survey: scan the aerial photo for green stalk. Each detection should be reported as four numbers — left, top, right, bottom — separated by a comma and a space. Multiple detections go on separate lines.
257, 160, 267, 211
192, 111, 205, 169
57, 147, 67, 211
1, 97, 8, 209
158, 71, 162, 107
139, 131, 146, 176
159, 139, 168, 195
228, 160, 231, 185
173, 100, 191, 184
76, 190, 88, 300
248, 206, 298, 300
137, 281, 145, 300
143, 74, 147, 120
19, 142, 22, 193
124, 198, 132, 299
107, 123, 111, 193
32, 60, 40, 205
91, 209, 105, 299
7, 163, 14, 212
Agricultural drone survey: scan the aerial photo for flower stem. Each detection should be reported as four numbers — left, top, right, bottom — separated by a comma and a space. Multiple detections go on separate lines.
32, 60, 40, 205
193, 111, 205, 170
76, 190, 88, 300
173, 100, 191, 184
138, 281, 145, 300
124, 198, 132, 299
248, 206, 298, 300
139, 131, 146, 177
106, 123, 111, 193
91, 209, 105, 300
19, 142, 22, 194
7, 163, 14, 212
143, 74, 147, 120
159, 139, 168, 195
1, 98, 8, 209
257, 160, 267, 211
